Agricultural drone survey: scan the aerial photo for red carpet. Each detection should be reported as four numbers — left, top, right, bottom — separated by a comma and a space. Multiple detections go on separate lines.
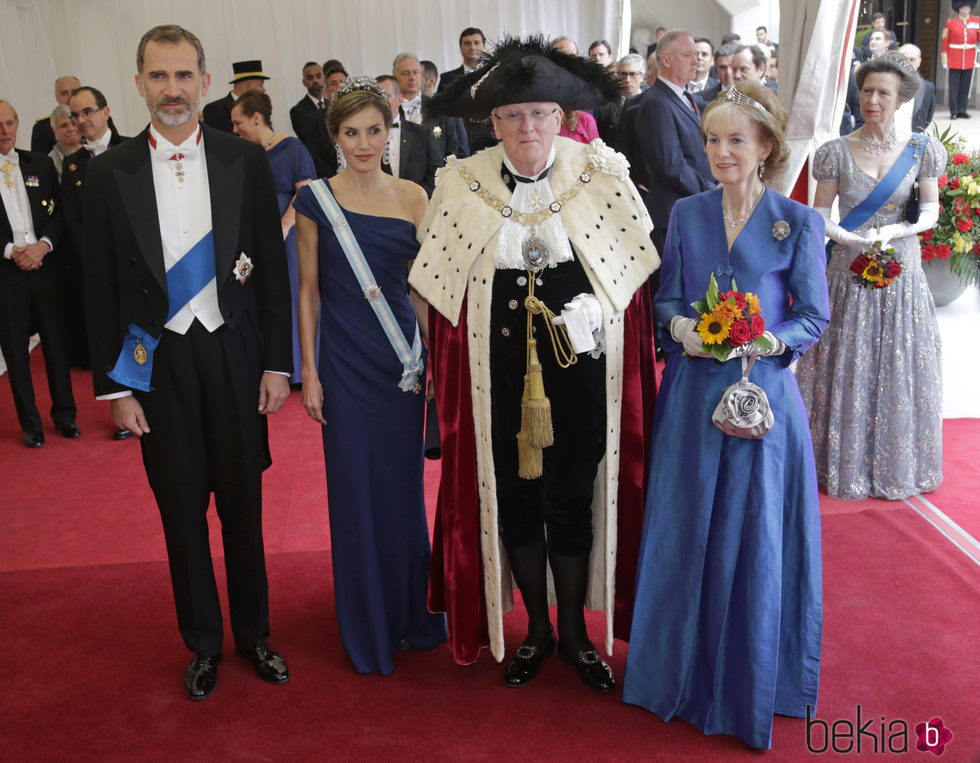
1, 349, 979, 760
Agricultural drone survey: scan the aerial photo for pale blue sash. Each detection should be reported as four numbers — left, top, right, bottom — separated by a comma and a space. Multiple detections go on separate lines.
309, 179, 423, 394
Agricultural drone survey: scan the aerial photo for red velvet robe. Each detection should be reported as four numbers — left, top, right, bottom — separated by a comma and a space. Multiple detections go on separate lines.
427, 285, 657, 664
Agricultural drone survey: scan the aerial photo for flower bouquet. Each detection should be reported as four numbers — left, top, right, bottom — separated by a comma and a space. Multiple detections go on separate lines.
919, 126, 980, 286
849, 240, 902, 289
691, 273, 773, 361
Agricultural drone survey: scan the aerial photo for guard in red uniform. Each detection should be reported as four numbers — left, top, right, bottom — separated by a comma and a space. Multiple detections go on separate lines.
942, 0, 980, 118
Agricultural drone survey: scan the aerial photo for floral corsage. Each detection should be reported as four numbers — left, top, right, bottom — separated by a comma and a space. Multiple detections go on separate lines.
849, 241, 901, 290
691, 273, 773, 361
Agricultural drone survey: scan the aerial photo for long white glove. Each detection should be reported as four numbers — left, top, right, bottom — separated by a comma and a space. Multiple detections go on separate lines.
724, 331, 786, 361
815, 207, 875, 251
875, 202, 940, 246
551, 293, 604, 354
669, 316, 712, 357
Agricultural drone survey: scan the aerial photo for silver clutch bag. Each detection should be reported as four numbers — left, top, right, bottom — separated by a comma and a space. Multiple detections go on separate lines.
712, 354, 774, 439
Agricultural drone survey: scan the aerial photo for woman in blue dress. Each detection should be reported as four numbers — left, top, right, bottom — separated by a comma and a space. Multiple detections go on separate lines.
623, 83, 830, 749
293, 77, 446, 674
231, 90, 317, 384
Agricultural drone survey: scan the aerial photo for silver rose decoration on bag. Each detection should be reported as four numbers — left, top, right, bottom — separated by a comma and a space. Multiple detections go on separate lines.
711, 355, 774, 439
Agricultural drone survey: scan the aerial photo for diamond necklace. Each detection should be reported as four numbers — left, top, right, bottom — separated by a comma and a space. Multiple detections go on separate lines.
722, 186, 765, 229
858, 126, 896, 155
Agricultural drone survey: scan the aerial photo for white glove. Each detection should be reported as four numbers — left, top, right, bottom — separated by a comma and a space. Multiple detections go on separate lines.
723, 330, 786, 361
875, 202, 940, 246
669, 316, 712, 357
552, 293, 604, 354
815, 207, 874, 252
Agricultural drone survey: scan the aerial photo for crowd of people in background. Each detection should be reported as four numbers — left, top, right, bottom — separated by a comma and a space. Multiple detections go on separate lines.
0, 11, 952, 753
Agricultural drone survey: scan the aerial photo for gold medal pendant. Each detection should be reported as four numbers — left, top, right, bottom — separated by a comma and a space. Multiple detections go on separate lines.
134, 340, 148, 366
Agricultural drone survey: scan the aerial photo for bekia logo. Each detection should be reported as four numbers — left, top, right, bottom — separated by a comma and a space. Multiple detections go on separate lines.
806, 706, 954, 755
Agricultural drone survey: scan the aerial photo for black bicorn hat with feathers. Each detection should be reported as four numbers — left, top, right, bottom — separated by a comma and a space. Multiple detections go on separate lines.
952, 0, 977, 11
425, 34, 623, 121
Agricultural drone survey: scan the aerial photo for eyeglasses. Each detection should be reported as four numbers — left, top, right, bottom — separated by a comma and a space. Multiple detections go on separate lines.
616, 71, 644, 78
70, 107, 103, 121
490, 106, 559, 125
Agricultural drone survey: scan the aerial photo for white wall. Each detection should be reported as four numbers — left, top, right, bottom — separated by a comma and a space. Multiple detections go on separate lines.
0, 0, 627, 144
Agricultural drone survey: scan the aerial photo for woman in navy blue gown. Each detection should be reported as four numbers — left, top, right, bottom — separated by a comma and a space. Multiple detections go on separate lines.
231, 90, 317, 384
293, 78, 446, 674
623, 83, 830, 749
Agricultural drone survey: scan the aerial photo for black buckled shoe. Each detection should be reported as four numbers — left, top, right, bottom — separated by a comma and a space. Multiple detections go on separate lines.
236, 639, 290, 684
504, 634, 556, 687
184, 653, 221, 700
55, 421, 81, 438
558, 643, 616, 693
112, 427, 134, 441
24, 431, 44, 448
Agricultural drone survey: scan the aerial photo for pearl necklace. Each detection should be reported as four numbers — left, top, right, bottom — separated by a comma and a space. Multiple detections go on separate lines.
858, 126, 896, 155
722, 186, 765, 229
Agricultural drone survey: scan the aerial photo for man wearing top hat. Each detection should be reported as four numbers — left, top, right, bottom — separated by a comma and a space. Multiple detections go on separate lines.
202, 59, 271, 133
410, 36, 659, 692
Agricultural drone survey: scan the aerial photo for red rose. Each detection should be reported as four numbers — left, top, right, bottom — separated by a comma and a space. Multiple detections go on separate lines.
974, 242, 980, 255
749, 313, 765, 339
938, 174, 948, 188
936, 244, 952, 259
951, 176, 961, 189
953, 197, 965, 214
719, 290, 748, 312
953, 153, 970, 165
728, 319, 751, 346
849, 253, 870, 275
885, 260, 902, 279
919, 229, 933, 242
956, 218, 973, 232
921, 244, 936, 261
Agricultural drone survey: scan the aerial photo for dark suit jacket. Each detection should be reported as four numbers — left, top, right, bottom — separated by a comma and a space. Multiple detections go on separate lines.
31, 117, 56, 154
83, 125, 291, 396
0, 150, 63, 256
913, 81, 936, 133
289, 95, 320, 145
389, 120, 439, 196
60, 127, 128, 253
692, 77, 721, 109
304, 105, 337, 179
436, 66, 465, 93
614, 93, 648, 194
404, 98, 470, 160
637, 79, 715, 229
202, 93, 235, 134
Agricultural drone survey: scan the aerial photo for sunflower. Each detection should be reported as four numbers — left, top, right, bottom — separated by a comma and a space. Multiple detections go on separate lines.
697, 309, 732, 345
862, 261, 884, 282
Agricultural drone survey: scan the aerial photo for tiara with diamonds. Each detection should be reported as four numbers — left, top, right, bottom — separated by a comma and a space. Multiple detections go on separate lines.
724, 86, 767, 113
331, 75, 388, 104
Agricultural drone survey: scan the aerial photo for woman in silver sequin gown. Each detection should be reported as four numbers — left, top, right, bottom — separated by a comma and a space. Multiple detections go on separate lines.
796, 53, 946, 500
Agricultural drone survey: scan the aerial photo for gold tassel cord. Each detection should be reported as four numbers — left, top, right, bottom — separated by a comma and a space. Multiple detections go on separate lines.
515, 271, 576, 479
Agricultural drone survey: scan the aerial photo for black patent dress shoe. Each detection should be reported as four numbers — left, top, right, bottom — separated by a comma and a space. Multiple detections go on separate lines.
236, 639, 290, 684
951, 113, 959, 120
24, 431, 45, 448
55, 421, 81, 438
558, 643, 616, 693
504, 634, 556, 687
185, 653, 221, 700
960, 112, 972, 119
112, 427, 134, 441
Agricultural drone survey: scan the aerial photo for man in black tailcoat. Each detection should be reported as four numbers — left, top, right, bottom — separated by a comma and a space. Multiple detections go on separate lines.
84, 25, 292, 701
202, 60, 270, 134
0, 99, 78, 449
